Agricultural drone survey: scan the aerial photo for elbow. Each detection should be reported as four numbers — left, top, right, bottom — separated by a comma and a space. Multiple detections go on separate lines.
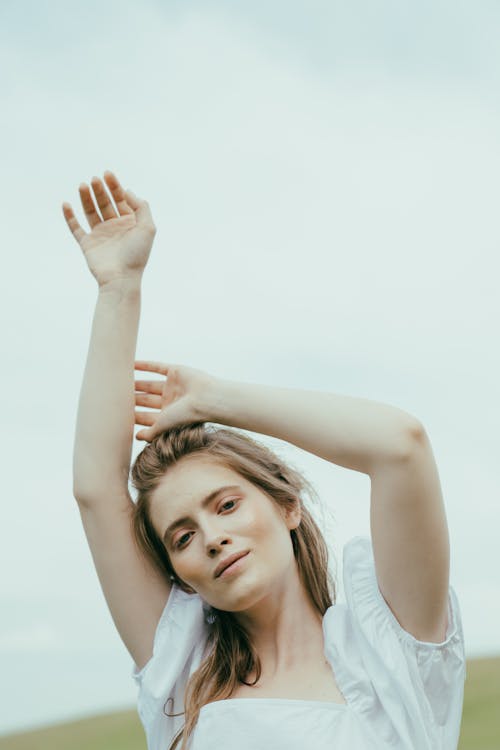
73, 477, 104, 507
73, 483, 95, 507
73, 478, 132, 509
400, 418, 427, 459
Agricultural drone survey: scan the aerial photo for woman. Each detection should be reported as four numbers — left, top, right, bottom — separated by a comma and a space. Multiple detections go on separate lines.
63, 171, 466, 750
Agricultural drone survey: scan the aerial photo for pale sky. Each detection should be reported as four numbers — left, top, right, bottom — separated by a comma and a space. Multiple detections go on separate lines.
1, 0, 499, 736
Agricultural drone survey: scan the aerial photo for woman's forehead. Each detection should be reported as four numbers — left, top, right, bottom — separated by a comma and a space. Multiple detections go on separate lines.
164, 455, 239, 485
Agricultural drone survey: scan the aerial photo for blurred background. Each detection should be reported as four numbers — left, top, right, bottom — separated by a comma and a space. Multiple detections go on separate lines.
1, 0, 498, 747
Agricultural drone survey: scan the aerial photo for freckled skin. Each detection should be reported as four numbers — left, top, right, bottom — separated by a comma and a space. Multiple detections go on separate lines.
149, 455, 301, 614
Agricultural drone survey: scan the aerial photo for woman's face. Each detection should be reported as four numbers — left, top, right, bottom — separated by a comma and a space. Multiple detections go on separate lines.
148, 454, 301, 614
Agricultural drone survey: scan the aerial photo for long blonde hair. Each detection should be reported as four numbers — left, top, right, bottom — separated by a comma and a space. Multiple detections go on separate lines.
131, 424, 338, 750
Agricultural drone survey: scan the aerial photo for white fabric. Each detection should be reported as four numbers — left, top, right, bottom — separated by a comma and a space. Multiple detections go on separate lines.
131, 535, 466, 749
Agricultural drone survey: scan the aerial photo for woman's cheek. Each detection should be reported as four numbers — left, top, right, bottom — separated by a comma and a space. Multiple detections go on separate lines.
240, 506, 273, 538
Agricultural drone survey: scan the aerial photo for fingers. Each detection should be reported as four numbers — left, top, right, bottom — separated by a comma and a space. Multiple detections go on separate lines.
136, 419, 162, 442
123, 189, 141, 212
135, 411, 161, 442
124, 193, 156, 232
63, 172, 155, 253
102, 171, 135, 218
135, 360, 171, 376
78, 183, 103, 229
63, 171, 135, 239
89, 175, 119, 221
136, 427, 155, 442
135, 410, 157, 426
135, 379, 163, 395
135, 393, 162, 409
62, 202, 87, 244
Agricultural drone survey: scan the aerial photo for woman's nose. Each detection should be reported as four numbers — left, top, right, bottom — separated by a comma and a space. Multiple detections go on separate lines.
205, 530, 231, 551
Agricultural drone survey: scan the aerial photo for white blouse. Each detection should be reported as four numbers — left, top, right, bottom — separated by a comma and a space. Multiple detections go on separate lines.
131, 535, 466, 749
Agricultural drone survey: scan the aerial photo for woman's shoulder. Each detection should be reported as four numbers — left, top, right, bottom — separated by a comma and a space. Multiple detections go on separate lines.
335, 535, 464, 650
322, 535, 466, 746
132, 583, 210, 685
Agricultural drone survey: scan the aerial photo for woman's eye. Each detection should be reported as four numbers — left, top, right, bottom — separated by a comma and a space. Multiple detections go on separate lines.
174, 499, 239, 549
175, 533, 191, 549
220, 499, 237, 511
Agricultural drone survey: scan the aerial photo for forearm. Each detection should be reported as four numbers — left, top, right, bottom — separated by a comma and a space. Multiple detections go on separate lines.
204, 380, 421, 476
73, 277, 141, 503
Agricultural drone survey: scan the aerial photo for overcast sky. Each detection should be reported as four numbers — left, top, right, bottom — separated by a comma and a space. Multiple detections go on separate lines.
1, 0, 499, 737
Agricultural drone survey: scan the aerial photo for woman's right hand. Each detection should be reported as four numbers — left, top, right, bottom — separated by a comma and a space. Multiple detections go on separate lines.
134, 361, 220, 441
62, 170, 156, 287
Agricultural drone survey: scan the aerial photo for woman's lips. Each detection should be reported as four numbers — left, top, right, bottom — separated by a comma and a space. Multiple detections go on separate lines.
217, 551, 250, 579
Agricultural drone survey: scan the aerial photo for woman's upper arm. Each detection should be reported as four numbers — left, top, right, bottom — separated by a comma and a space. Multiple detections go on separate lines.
369, 425, 450, 643
77, 495, 172, 671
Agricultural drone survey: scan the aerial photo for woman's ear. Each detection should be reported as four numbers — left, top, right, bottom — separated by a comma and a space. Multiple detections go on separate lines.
283, 498, 302, 531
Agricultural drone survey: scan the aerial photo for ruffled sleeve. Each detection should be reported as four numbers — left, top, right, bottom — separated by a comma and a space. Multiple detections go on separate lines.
131, 583, 210, 749
323, 536, 466, 750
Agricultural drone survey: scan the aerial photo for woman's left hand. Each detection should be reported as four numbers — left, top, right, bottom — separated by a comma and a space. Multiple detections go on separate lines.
134, 361, 218, 441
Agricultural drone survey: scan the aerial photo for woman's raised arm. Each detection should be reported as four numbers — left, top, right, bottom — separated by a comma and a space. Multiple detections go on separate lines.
63, 171, 155, 503
134, 363, 450, 644
63, 172, 171, 671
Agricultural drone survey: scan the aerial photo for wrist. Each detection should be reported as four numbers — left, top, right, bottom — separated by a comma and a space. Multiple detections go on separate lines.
197, 376, 235, 425
98, 274, 142, 297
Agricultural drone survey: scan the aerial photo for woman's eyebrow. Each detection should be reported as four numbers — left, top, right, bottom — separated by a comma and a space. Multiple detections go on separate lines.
162, 484, 242, 543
